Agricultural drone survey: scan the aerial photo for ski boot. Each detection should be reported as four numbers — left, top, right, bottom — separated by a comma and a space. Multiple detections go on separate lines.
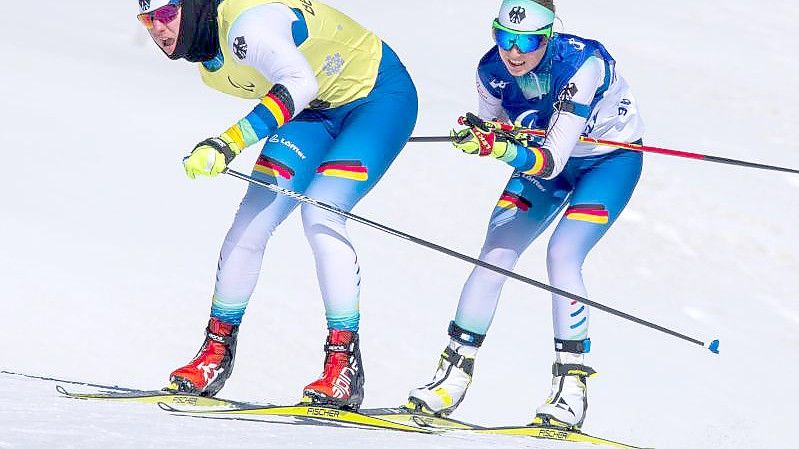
165, 317, 239, 396
406, 322, 484, 416
532, 338, 596, 430
301, 329, 365, 410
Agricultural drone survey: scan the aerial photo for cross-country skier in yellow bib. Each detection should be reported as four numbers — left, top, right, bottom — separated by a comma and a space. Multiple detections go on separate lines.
136, 0, 418, 409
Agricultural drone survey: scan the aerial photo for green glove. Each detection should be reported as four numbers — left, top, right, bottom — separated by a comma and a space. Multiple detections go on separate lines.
183, 135, 240, 179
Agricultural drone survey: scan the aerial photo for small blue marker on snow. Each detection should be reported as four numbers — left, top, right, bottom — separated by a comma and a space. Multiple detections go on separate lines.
708, 339, 720, 354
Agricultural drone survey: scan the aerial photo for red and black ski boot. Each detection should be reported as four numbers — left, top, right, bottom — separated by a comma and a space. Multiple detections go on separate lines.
301, 330, 365, 410
165, 317, 239, 396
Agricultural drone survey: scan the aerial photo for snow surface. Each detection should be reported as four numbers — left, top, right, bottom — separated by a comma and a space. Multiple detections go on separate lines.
2, 1, 798, 448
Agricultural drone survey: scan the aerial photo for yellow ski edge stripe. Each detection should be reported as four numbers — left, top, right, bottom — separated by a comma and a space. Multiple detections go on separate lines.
367, 412, 476, 430
59, 386, 646, 446
62, 391, 235, 407
475, 427, 650, 449
171, 405, 433, 433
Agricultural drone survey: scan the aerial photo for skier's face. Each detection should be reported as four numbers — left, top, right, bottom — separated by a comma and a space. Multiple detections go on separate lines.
145, 6, 182, 56
498, 40, 548, 76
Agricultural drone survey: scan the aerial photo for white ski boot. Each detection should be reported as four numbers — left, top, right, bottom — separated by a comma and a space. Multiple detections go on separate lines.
533, 342, 596, 430
406, 322, 484, 416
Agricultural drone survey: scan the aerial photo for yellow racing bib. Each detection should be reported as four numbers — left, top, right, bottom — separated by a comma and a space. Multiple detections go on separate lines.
200, 0, 382, 109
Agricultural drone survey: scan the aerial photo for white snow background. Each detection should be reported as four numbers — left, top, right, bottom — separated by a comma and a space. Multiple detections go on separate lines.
1, 1, 797, 448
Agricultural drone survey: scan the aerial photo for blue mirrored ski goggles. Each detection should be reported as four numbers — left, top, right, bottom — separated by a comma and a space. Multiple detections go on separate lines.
492, 19, 553, 53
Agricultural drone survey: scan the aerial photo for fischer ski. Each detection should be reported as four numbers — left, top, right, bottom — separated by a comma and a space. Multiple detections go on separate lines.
20, 372, 651, 447
158, 402, 435, 433
157, 401, 651, 447
362, 407, 477, 430
369, 408, 651, 448
474, 425, 652, 449
56, 385, 243, 408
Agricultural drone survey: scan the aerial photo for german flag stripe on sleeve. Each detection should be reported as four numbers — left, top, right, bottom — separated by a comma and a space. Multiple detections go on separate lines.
261, 93, 290, 127
224, 85, 295, 151
520, 147, 545, 176
268, 84, 295, 118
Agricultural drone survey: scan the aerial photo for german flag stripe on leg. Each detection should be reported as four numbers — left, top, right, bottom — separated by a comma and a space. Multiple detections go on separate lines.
496, 191, 531, 211
316, 160, 368, 181
254, 155, 295, 180
565, 204, 609, 224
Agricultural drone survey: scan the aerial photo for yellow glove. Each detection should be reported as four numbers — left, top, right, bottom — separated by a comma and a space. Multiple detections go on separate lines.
450, 113, 525, 161
450, 127, 513, 158
183, 135, 240, 179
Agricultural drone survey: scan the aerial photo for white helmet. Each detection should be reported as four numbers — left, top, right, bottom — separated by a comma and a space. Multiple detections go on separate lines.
497, 0, 555, 32
138, 0, 175, 14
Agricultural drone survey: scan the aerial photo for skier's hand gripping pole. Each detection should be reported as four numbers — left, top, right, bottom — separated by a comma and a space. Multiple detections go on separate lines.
451, 113, 529, 153
183, 136, 241, 179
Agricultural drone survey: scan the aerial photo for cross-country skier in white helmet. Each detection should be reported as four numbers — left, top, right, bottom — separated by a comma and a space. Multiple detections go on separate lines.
136, 0, 417, 410
407, 0, 645, 430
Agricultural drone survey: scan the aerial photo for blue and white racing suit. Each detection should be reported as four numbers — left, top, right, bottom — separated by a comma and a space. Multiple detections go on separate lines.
454, 33, 645, 346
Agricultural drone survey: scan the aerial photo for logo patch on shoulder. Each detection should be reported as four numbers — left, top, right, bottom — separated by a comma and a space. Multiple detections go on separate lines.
489, 79, 508, 90
509, 6, 526, 24
567, 38, 586, 51
233, 36, 248, 60
562, 82, 579, 99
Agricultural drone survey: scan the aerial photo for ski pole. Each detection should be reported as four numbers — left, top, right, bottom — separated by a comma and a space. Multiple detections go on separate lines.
409, 134, 799, 175
225, 169, 719, 354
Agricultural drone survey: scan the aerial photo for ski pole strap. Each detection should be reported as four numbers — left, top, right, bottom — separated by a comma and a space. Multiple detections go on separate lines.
458, 112, 491, 131
553, 362, 597, 379
448, 321, 486, 347
442, 346, 475, 375
554, 338, 591, 354
459, 112, 527, 147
